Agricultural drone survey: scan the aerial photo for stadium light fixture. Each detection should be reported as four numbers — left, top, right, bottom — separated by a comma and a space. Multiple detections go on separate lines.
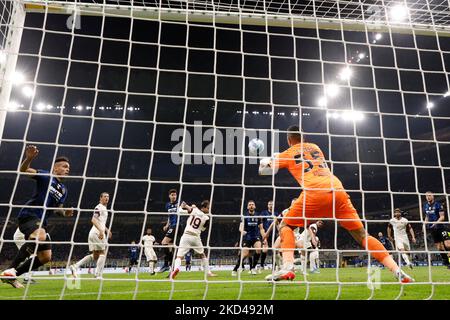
11, 71, 25, 85
375, 33, 383, 40
325, 84, 340, 97
47, 104, 54, 110
7, 101, 19, 111
76, 105, 83, 110
426, 102, 434, 109
22, 86, 34, 98
338, 67, 352, 81
36, 102, 46, 111
358, 53, 365, 59
390, 4, 409, 21
317, 96, 327, 107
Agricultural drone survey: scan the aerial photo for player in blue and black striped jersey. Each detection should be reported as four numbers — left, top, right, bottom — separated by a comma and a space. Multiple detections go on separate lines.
1, 145, 73, 288
128, 241, 139, 273
378, 232, 393, 251
159, 189, 179, 272
424, 191, 450, 268
232, 200, 265, 276
259, 200, 279, 270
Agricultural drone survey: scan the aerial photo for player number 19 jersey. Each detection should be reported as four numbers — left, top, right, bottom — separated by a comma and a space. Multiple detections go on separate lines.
182, 207, 210, 236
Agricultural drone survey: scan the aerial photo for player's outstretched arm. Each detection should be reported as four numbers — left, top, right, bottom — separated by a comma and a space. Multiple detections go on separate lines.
20, 145, 39, 175
387, 224, 393, 242
408, 224, 416, 243
259, 157, 279, 175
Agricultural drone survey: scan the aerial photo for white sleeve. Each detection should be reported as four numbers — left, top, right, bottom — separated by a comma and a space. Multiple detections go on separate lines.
178, 207, 188, 213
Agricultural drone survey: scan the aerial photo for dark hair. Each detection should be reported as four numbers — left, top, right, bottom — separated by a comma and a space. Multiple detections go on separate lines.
168, 189, 177, 195
201, 200, 210, 209
287, 126, 301, 142
54, 156, 69, 164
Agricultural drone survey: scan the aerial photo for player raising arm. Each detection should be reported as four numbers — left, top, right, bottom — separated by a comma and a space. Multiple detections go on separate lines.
1, 145, 74, 288
259, 126, 413, 283
170, 200, 216, 279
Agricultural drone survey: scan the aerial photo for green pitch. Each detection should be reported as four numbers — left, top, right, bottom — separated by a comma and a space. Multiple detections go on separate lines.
1, 266, 449, 300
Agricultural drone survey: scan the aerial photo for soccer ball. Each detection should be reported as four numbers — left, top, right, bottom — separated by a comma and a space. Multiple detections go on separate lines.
248, 138, 264, 155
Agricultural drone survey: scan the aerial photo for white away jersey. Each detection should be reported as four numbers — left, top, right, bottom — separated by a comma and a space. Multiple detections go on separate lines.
142, 235, 156, 248
90, 203, 108, 233
180, 207, 210, 236
389, 217, 409, 240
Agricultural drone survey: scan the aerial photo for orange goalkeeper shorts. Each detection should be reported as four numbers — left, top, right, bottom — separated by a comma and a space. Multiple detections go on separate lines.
282, 189, 363, 231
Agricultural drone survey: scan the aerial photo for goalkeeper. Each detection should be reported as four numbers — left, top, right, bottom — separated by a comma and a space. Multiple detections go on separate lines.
260, 126, 413, 283
1, 145, 73, 288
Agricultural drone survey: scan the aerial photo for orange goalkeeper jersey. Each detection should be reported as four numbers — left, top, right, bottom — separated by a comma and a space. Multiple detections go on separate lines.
275, 143, 344, 190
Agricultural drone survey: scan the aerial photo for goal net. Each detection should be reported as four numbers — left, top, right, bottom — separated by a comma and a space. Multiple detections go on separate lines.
0, 0, 449, 300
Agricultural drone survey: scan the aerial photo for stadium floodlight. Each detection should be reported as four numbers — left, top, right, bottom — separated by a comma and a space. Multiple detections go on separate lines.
341, 110, 364, 121
76, 105, 83, 110
11, 71, 25, 85
358, 53, 365, 59
21, 86, 34, 98
317, 96, 327, 107
46, 104, 54, 110
7, 101, 19, 111
338, 67, 352, 81
390, 4, 409, 21
325, 84, 340, 97
36, 102, 46, 111
375, 33, 383, 40
426, 102, 434, 109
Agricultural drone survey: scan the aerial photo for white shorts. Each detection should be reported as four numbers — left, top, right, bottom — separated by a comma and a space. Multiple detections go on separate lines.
13, 228, 25, 249
88, 231, 107, 252
177, 233, 204, 257
300, 231, 312, 249
145, 248, 157, 261
395, 238, 410, 251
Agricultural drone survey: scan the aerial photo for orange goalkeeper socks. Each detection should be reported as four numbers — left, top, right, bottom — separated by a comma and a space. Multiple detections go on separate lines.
362, 236, 398, 273
280, 226, 295, 268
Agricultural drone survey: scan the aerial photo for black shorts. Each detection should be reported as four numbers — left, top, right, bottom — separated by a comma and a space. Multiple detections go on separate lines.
165, 227, 176, 240
431, 227, 450, 243
129, 258, 138, 266
243, 238, 261, 248
18, 216, 52, 252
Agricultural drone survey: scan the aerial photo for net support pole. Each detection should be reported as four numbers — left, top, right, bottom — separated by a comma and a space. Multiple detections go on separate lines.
0, 1, 25, 144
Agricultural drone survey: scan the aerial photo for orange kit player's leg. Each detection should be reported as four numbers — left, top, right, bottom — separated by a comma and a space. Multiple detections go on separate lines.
273, 190, 413, 283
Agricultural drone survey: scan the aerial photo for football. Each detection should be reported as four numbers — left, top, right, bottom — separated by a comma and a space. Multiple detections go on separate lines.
248, 138, 265, 155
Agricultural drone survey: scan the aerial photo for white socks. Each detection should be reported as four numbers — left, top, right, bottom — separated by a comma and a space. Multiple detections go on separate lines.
95, 255, 106, 277
401, 253, 411, 265
149, 261, 155, 273
174, 257, 182, 271
75, 254, 93, 269
301, 255, 307, 273
202, 258, 210, 273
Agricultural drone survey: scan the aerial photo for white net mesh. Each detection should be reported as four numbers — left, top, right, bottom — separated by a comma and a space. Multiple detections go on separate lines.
0, 0, 449, 300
